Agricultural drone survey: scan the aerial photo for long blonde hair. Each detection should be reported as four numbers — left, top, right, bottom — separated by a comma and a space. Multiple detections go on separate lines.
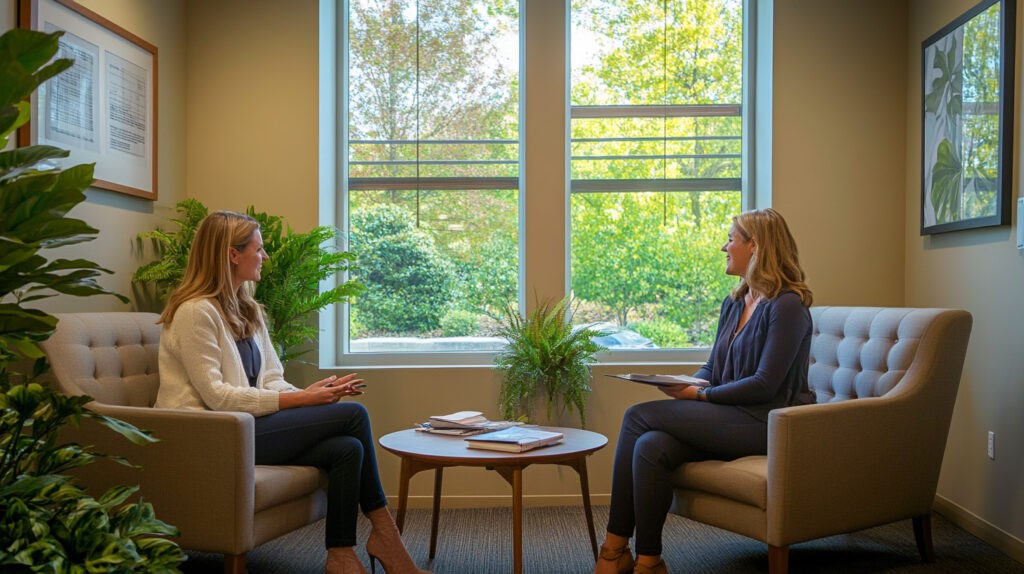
731, 208, 813, 306
160, 210, 264, 339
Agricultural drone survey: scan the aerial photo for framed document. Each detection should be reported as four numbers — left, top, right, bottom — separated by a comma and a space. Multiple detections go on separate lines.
18, 0, 158, 200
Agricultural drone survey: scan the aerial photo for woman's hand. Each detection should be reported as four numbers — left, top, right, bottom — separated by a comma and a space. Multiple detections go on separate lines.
318, 373, 366, 396
280, 373, 365, 408
660, 383, 701, 400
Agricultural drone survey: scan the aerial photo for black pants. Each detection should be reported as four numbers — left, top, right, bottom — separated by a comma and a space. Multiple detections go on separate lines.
253, 402, 387, 548
606, 399, 767, 556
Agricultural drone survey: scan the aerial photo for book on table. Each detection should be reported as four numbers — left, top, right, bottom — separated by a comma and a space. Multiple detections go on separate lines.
606, 373, 710, 387
416, 411, 521, 436
464, 427, 565, 452
428, 411, 490, 429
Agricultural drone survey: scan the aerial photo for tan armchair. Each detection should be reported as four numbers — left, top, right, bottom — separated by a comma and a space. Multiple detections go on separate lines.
669, 307, 973, 574
40, 312, 328, 574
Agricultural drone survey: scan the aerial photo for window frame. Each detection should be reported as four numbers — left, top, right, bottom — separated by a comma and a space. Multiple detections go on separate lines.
318, 0, 768, 369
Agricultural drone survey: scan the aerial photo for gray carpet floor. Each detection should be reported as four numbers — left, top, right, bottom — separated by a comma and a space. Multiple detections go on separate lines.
179, 506, 1024, 573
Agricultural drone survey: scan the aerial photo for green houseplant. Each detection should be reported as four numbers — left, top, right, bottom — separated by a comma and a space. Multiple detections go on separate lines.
134, 199, 365, 363
0, 29, 184, 571
494, 296, 606, 427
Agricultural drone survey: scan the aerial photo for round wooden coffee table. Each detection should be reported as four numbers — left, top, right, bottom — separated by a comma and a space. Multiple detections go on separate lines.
379, 426, 607, 574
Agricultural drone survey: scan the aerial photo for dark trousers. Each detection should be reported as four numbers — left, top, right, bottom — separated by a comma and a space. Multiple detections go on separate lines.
607, 399, 767, 556
253, 402, 387, 548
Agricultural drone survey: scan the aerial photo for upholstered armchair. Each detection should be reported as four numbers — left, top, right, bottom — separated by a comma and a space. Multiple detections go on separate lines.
40, 312, 328, 574
669, 307, 973, 574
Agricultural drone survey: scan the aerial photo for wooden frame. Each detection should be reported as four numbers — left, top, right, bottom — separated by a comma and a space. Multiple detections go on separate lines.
921, 0, 1014, 234
18, 0, 158, 200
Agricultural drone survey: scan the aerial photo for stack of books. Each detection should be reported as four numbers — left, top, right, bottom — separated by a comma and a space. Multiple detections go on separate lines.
415, 411, 519, 436
464, 427, 564, 452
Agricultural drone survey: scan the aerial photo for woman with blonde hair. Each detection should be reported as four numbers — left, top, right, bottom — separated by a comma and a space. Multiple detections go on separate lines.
593, 208, 814, 574
156, 211, 428, 574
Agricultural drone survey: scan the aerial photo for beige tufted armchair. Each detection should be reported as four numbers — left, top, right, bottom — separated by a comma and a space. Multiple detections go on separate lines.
40, 312, 328, 574
669, 307, 973, 574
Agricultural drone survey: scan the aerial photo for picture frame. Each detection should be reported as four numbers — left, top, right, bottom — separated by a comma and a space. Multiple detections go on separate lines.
18, 0, 158, 200
921, 0, 1014, 234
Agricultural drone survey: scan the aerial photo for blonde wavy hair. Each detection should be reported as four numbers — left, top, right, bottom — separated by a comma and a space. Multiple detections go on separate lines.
730, 208, 813, 306
160, 210, 264, 339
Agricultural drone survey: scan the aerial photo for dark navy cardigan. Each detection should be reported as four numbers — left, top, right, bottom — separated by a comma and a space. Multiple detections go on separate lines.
693, 290, 815, 422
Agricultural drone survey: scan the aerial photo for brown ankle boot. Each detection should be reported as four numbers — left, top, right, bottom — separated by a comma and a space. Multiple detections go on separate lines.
364, 507, 430, 574
633, 557, 668, 574
326, 547, 368, 574
595, 542, 635, 574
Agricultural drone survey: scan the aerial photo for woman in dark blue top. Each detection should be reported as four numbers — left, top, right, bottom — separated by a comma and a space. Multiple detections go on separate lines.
593, 208, 814, 574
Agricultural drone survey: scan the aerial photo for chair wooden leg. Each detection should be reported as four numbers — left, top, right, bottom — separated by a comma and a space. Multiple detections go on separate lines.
913, 514, 935, 563
224, 553, 246, 574
768, 545, 789, 574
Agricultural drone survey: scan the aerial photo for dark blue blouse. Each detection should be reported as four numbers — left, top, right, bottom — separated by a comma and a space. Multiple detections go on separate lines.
693, 290, 814, 421
235, 336, 262, 388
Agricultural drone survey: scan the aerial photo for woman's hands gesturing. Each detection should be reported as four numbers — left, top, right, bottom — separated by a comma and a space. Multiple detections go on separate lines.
279, 373, 365, 409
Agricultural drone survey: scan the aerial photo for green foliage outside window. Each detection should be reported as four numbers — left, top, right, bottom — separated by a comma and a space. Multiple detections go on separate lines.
342, 0, 747, 349
348, 204, 455, 335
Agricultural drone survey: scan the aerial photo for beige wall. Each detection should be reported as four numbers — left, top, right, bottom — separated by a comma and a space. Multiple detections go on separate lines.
907, 0, 1024, 558
773, 0, 907, 306
184, 0, 319, 228
6, 0, 1022, 560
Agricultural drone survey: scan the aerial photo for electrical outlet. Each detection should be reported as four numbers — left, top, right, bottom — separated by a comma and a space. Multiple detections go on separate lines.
988, 431, 995, 460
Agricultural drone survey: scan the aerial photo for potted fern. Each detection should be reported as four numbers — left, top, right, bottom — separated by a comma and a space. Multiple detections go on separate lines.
0, 28, 184, 572
133, 199, 365, 363
494, 296, 606, 427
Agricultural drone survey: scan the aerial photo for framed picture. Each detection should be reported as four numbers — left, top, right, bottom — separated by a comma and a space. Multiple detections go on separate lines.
921, 0, 1014, 234
18, 0, 158, 200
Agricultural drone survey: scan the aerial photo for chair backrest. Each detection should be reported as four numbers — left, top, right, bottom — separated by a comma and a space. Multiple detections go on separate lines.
808, 307, 972, 404
40, 312, 162, 407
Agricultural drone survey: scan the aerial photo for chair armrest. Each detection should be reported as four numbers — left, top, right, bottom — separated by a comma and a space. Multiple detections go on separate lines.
766, 397, 942, 546
63, 404, 256, 553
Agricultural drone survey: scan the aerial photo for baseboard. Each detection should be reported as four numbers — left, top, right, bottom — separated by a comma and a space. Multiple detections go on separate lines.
386, 493, 612, 510
933, 494, 1024, 564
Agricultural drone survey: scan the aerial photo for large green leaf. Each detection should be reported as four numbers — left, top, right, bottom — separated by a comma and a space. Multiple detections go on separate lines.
0, 144, 69, 178
0, 101, 24, 146
0, 304, 57, 337
0, 29, 70, 110
930, 138, 963, 224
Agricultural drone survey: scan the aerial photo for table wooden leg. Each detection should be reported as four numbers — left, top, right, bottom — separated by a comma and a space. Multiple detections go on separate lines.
491, 466, 526, 574
562, 455, 599, 558
429, 467, 443, 559
396, 457, 412, 533
578, 458, 599, 558
512, 467, 523, 574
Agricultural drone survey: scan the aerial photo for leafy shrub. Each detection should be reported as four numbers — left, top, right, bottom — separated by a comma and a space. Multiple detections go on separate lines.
349, 205, 454, 334
631, 319, 692, 349
439, 309, 480, 337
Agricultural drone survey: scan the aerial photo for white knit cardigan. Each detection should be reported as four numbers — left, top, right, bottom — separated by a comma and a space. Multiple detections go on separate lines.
155, 297, 299, 416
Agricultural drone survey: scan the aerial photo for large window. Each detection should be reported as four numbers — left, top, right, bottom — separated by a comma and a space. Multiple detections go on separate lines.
343, 0, 520, 355
570, 0, 744, 349
324, 0, 758, 366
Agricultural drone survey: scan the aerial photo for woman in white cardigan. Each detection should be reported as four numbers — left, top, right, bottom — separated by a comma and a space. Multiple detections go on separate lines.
156, 211, 427, 574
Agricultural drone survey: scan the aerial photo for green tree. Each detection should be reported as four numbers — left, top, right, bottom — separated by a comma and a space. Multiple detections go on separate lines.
457, 230, 518, 320
569, 0, 744, 344
347, 1, 520, 337
349, 204, 455, 334
571, 193, 673, 326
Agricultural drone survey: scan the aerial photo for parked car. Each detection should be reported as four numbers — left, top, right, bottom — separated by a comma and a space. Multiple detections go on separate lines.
575, 322, 658, 349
